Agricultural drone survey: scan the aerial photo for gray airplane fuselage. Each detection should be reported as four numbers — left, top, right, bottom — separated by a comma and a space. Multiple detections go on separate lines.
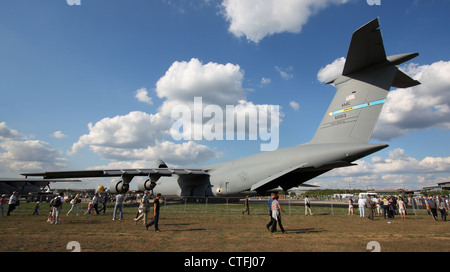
154, 142, 387, 197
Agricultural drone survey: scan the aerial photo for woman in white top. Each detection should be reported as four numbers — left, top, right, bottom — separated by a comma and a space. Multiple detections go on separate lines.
270, 195, 286, 234
67, 194, 80, 216
397, 197, 406, 220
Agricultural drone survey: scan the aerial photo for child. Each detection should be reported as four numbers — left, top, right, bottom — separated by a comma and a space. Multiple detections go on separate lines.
32, 201, 40, 215
84, 201, 93, 215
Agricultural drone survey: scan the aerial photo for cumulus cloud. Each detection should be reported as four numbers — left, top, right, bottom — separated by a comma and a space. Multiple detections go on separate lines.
69, 58, 281, 165
374, 60, 450, 140
0, 123, 66, 173
52, 131, 67, 139
316, 148, 450, 189
289, 101, 300, 111
135, 88, 153, 105
221, 0, 350, 43
316, 57, 345, 83
156, 58, 246, 109
0, 122, 24, 140
317, 58, 450, 141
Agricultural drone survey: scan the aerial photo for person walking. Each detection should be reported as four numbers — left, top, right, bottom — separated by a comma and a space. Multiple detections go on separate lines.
304, 195, 313, 215
381, 196, 389, 219
146, 193, 162, 232
427, 196, 438, 221
135, 191, 151, 225
7, 192, 18, 216
113, 193, 124, 220
266, 193, 276, 231
388, 196, 395, 219
242, 195, 250, 215
437, 196, 447, 221
270, 195, 286, 234
32, 201, 40, 215
98, 193, 108, 214
0, 194, 7, 217
50, 192, 64, 224
347, 197, 354, 215
67, 194, 80, 216
366, 196, 374, 220
358, 195, 366, 218
92, 193, 100, 215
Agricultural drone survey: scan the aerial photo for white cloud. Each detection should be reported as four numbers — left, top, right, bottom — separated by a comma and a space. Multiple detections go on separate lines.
275, 66, 294, 80
52, 131, 67, 139
316, 57, 345, 83
0, 122, 24, 140
135, 88, 153, 105
70, 58, 281, 165
289, 101, 300, 111
156, 58, 245, 109
318, 148, 450, 190
260, 77, 271, 86
374, 60, 450, 140
221, 0, 350, 43
0, 140, 66, 173
0, 123, 66, 173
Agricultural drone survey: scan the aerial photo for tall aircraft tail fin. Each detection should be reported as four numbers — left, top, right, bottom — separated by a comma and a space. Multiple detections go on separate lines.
309, 18, 420, 144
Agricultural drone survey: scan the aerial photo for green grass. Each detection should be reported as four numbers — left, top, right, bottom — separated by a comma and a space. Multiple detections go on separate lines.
0, 200, 447, 252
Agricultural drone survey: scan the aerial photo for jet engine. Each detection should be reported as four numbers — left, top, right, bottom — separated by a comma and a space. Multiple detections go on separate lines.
137, 159, 168, 192
137, 176, 158, 192
109, 179, 130, 194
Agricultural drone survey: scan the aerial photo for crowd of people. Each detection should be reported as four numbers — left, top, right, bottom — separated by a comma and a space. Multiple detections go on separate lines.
1, 191, 448, 234
351, 194, 448, 221
0, 190, 163, 232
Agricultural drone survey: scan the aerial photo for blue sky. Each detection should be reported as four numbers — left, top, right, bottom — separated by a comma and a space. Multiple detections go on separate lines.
1, 0, 449, 191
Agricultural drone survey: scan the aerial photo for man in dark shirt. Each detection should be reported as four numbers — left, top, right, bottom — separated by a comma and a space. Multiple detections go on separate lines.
427, 197, 438, 221
146, 193, 162, 232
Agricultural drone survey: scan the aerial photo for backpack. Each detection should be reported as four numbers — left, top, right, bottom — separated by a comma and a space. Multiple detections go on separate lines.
52, 197, 62, 208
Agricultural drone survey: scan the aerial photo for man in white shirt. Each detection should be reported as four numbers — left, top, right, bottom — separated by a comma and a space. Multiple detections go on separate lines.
304, 196, 313, 215
358, 196, 366, 217
7, 191, 18, 216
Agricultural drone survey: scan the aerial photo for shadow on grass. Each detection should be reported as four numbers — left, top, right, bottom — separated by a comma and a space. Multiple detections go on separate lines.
285, 228, 325, 234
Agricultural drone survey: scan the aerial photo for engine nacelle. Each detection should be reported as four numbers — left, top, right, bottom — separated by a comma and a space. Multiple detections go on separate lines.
137, 178, 157, 192
109, 180, 130, 194
154, 159, 168, 168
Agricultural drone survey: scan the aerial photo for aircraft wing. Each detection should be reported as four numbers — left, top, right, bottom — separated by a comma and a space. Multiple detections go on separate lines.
0, 178, 81, 194
22, 168, 209, 179
0, 178, 81, 184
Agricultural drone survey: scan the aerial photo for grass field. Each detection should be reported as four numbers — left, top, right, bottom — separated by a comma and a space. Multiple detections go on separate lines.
1, 200, 449, 252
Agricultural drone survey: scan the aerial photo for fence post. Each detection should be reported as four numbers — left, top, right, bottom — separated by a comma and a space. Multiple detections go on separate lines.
226, 197, 229, 214
330, 196, 334, 215
288, 199, 291, 215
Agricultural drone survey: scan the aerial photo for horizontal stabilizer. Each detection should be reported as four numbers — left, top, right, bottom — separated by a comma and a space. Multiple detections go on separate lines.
391, 69, 420, 88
